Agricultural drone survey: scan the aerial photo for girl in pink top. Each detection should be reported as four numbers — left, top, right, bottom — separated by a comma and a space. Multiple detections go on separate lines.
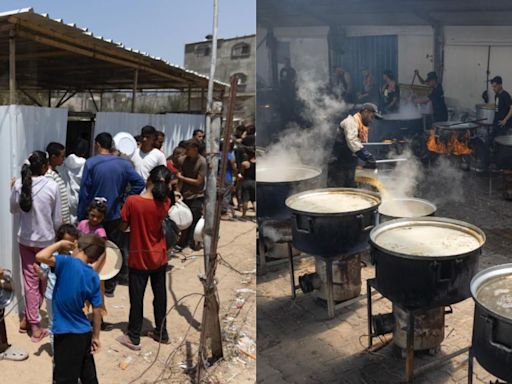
77, 198, 107, 238
78, 197, 109, 326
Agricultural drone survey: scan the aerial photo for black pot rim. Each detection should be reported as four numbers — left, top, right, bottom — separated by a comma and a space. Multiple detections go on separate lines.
369, 217, 486, 261
286, 188, 381, 217
256, 165, 322, 185
471, 263, 512, 324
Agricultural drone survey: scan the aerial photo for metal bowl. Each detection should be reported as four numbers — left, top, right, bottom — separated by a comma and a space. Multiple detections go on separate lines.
0, 269, 15, 309
378, 198, 436, 221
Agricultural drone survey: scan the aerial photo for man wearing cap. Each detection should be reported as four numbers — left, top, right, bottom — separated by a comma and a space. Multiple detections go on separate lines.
414, 70, 448, 123
327, 103, 381, 187
490, 76, 512, 137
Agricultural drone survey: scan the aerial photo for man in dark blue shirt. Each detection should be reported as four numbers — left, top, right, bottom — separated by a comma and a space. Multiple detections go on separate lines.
78, 132, 144, 294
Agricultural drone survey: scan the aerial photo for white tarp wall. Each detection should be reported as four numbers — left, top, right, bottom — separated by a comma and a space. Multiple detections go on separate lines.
0, 105, 68, 310
95, 112, 206, 155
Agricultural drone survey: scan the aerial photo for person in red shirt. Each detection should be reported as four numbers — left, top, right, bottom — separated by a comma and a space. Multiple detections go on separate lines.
116, 165, 172, 350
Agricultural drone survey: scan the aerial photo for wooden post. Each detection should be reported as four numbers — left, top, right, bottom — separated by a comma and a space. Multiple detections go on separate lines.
131, 69, 138, 112
196, 0, 223, 381
187, 85, 192, 112
99, 91, 103, 111
48, 89, 51, 107
9, 29, 16, 105
200, 88, 205, 113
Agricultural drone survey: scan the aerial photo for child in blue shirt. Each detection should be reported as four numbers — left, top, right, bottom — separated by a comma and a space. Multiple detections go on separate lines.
36, 233, 105, 384
36, 224, 79, 354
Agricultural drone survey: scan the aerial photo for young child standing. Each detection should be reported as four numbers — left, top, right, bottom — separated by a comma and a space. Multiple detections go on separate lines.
77, 198, 109, 326
36, 224, 79, 354
77, 198, 108, 239
36, 234, 105, 384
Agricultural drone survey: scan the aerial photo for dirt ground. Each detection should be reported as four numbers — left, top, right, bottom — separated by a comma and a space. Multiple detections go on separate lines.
257, 171, 512, 384
2, 212, 256, 384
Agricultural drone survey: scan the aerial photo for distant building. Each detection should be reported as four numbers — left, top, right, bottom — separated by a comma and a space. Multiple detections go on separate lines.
184, 34, 255, 122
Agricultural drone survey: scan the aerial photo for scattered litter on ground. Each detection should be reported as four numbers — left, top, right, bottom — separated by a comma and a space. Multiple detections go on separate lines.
119, 355, 134, 370
235, 288, 256, 294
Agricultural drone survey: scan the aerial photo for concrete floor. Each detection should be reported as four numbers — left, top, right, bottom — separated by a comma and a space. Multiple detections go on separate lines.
257, 169, 512, 384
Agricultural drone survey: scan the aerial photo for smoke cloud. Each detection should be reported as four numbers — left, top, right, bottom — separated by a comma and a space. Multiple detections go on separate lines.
258, 69, 348, 171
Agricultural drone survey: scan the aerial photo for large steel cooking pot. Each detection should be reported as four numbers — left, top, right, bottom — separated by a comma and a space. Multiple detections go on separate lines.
370, 217, 485, 308
378, 198, 436, 222
257, 165, 322, 221
494, 135, 512, 169
476, 103, 496, 125
371, 112, 423, 142
286, 188, 381, 257
470, 264, 512, 382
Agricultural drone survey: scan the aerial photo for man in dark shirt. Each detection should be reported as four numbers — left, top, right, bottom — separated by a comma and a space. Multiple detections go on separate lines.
491, 76, 512, 137
414, 71, 448, 123
177, 140, 207, 250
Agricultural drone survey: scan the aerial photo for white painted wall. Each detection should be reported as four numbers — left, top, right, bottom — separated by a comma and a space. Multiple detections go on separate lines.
257, 26, 272, 87
274, 26, 330, 85
444, 26, 512, 111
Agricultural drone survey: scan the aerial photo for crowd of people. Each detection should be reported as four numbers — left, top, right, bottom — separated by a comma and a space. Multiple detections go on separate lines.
4, 122, 256, 383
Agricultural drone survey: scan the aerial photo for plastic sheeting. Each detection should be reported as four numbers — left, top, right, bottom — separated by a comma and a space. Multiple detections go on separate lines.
0, 105, 68, 310
95, 112, 206, 156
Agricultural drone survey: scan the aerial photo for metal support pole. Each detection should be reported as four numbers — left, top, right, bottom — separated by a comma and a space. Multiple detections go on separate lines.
131, 69, 138, 113
433, 24, 445, 84
287, 242, 296, 300
88, 90, 99, 112
325, 258, 335, 319
367, 278, 373, 348
9, 30, 16, 105
48, 89, 51, 107
257, 231, 267, 275
405, 309, 416, 383
467, 348, 473, 384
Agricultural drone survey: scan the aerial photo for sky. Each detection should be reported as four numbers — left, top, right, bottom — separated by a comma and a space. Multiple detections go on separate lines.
0, 0, 256, 65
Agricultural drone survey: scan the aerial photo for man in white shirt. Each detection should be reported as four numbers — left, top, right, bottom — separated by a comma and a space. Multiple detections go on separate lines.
327, 103, 381, 187
131, 125, 167, 180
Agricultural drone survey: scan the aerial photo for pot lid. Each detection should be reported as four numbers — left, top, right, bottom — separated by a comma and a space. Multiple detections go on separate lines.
256, 165, 321, 183
286, 188, 380, 214
495, 135, 512, 146
433, 121, 478, 130
471, 263, 512, 321
370, 217, 485, 258
378, 198, 436, 218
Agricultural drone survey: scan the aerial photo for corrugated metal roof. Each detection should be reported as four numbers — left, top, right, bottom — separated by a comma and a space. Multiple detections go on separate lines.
0, 7, 229, 89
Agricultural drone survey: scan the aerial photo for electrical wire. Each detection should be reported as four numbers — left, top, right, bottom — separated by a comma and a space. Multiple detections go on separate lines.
128, 292, 204, 384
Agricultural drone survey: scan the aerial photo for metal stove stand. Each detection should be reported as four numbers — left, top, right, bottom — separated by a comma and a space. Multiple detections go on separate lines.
257, 218, 293, 275
289, 249, 368, 320
467, 350, 507, 384
366, 278, 470, 383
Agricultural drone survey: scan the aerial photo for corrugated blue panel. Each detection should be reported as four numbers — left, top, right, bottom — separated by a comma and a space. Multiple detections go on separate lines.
332, 35, 398, 99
